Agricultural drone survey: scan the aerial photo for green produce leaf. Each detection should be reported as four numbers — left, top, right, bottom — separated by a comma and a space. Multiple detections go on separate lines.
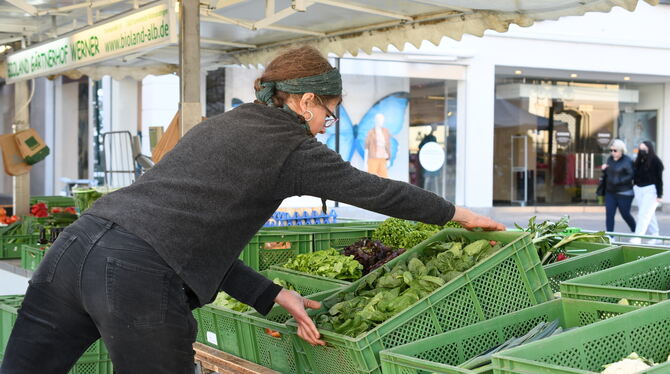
282, 249, 363, 281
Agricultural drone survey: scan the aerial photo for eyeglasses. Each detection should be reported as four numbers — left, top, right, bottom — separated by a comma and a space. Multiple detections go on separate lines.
322, 105, 339, 128
609, 149, 619, 153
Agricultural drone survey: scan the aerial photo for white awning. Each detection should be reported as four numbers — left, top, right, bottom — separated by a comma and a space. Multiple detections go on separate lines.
0, 0, 659, 80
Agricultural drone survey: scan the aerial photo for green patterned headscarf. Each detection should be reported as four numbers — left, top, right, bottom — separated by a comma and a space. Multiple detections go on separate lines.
255, 68, 342, 107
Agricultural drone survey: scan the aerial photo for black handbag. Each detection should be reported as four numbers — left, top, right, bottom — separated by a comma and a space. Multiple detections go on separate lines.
596, 173, 607, 196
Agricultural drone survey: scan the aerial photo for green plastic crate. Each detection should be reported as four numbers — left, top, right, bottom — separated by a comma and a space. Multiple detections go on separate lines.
29, 196, 75, 209
237, 289, 338, 374
544, 245, 667, 293
263, 225, 374, 251
20, 243, 48, 271
560, 250, 670, 306
242, 231, 313, 271
269, 265, 352, 287
561, 241, 615, 257
0, 295, 112, 373
0, 233, 39, 259
193, 268, 346, 360
380, 298, 639, 374
313, 228, 371, 251
289, 229, 553, 374
492, 299, 670, 374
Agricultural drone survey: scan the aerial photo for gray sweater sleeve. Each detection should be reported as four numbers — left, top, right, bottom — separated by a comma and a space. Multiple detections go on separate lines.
276, 138, 455, 225
218, 259, 282, 315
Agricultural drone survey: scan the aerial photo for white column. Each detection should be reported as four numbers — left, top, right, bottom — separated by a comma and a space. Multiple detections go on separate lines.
111, 78, 139, 134
456, 80, 467, 206
101, 76, 113, 135
663, 83, 670, 210
43, 78, 56, 195
54, 79, 80, 195
462, 61, 496, 208
141, 74, 180, 156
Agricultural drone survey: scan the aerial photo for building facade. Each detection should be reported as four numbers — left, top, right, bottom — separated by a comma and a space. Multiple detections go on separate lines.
0, 1, 668, 209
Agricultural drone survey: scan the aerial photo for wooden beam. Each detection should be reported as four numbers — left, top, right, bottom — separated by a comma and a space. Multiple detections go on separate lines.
193, 343, 281, 374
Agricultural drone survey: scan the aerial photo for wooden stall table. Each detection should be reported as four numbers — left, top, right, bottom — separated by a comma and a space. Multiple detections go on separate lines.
193, 342, 280, 374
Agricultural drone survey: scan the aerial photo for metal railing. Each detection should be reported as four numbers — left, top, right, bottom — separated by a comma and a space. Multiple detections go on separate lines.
581, 229, 670, 247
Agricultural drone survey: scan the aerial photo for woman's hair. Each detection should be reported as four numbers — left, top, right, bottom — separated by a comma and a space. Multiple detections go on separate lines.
254, 46, 340, 108
635, 140, 658, 170
610, 139, 627, 155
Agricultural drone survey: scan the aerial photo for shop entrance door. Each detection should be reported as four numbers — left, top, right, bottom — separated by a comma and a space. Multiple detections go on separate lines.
535, 103, 608, 204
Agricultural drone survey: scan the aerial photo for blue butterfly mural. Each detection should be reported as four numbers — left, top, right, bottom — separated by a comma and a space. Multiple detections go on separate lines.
325, 92, 409, 167
231, 98, 243, 108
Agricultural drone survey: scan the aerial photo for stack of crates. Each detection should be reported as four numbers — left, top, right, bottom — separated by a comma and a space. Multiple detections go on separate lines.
0, 295, 113, 373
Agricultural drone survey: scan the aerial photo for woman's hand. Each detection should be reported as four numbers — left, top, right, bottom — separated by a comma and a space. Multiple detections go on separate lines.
601, 164, 608, 171
452, 207, 505, 231
274, 289, 325, 346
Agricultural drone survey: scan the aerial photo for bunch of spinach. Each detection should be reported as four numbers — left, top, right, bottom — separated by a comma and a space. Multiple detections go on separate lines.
282, 249, 363, 281
371, 218, 463, 250
515, 216, 609, 264
316, 239, 502, 337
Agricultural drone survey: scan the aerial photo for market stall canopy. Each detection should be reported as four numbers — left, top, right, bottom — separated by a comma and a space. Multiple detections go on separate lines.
0, 0, 659, 81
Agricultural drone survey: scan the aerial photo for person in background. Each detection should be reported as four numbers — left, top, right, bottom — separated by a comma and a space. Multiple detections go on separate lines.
597, 139, 636, 233
631, 140, 664, 244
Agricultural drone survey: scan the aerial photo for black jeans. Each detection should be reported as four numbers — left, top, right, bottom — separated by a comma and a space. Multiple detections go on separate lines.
0, 215, 198, 374
605, 192, 636, 232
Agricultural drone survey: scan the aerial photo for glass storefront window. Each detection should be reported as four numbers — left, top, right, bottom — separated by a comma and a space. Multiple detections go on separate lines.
493, 70, 664, 206
322, 59, 459, 202
222, 60, 462, 204
408, 79, 458, 203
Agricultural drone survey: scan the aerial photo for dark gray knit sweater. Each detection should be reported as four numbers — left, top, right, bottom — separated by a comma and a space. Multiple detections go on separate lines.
86, 103, 455, 314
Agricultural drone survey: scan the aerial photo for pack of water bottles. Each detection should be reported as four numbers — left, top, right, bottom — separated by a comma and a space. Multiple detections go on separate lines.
263, 209, 338, 227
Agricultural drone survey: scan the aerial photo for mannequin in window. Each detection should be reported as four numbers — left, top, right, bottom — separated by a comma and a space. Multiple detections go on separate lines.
365, 113, 391, 178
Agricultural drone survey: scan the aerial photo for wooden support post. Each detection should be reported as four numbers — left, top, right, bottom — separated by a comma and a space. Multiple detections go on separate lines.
179, 0, 202, 136
13, 80, 30, 216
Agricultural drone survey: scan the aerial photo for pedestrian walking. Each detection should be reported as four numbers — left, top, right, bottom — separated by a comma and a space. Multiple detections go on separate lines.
631, 140, 664, 244
0, 46, 504, 374
597, 139, 636, 233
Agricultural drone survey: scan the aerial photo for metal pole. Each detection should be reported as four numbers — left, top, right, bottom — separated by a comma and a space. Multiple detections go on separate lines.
179, 0, 202, 135
13, 80, 30, 216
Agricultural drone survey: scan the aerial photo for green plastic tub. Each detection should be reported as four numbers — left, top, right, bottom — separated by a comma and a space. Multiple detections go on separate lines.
492, 299, 670, 373
20, 243, 48, 271
241, 231, 313, 271
560, 250, 670, 306
0, 233, 39, 259
288, 229, 553, 374
544, 245, 668, 293
380, 298, 639, 374
29, 196, 75, 209
192, 268, 346, 362
561, 241, 615, 257
268, 265, 353, 287
262, 225, 373, 251
236, 289, 337, 374
0, 295, 112, 373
